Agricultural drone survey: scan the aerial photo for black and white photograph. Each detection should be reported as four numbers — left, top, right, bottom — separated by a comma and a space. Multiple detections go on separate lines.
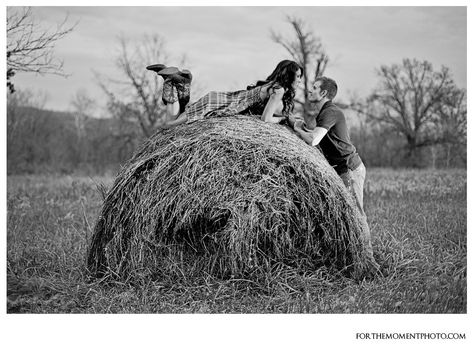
3, 1, 471, 350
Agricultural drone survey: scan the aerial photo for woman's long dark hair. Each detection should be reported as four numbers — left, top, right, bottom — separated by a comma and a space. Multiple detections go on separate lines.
252, 60, 303, 116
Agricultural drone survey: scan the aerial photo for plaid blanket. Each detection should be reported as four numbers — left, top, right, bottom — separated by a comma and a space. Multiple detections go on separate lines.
184, 85, 264, 123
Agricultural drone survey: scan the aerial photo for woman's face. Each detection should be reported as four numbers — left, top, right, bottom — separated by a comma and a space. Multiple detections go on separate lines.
292, 69, 302, 90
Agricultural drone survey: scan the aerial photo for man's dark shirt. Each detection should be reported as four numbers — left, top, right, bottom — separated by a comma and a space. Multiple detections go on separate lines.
315, 101, 361, 174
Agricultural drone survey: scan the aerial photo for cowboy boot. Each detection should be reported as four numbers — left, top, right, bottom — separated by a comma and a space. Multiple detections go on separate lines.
146, 63, 167, 73
175, 69, 193, 113
156, 67, 192, 84
161, 78, 178, 105
156, 66, 180, 80
156, 67, 192, 112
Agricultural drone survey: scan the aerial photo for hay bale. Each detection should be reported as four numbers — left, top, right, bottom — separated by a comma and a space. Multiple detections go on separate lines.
87, 116, 371, 281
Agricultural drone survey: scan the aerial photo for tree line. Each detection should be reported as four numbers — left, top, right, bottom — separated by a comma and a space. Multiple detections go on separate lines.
7, 90, 142, 175
6, 9, 466, 174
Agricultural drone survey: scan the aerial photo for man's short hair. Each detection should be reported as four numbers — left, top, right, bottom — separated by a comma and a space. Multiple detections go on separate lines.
316, 76, 338, 100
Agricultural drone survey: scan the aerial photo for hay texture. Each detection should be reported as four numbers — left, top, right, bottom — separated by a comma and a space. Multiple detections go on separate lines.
87, 116, 371, 280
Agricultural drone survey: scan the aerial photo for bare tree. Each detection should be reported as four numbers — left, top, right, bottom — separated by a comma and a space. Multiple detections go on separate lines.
95, 34, 184, 138
435, 87, 466, 145
350, 58, 466, 166
6, 7, 76, 93
70, 89, 96, 139
271, 16, 329, 126
67, 89, 95, 167
7, 88, 50, 171
433, 87, 466, 167
7, 88, 49, 141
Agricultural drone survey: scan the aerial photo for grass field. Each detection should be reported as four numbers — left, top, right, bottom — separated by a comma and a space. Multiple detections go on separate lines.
6, 168, 466, 313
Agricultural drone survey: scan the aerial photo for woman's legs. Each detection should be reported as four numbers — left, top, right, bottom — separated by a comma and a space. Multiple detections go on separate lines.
160, 78, 188, 128
147, 65, 193, 124
165, 101, 181, 121
162, 80, 181, 121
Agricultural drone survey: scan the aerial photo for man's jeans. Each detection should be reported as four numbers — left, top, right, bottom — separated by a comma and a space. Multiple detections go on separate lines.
339, 162, 375, 259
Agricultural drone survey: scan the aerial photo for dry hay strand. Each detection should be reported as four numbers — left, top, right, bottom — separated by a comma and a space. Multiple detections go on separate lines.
87, 116, 372, 281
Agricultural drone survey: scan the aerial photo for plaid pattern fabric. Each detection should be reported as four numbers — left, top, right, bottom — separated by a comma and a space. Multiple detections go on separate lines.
183, 85, 264, 123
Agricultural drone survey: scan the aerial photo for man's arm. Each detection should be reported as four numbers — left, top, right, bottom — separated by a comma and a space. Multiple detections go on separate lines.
294, 126, 328, 147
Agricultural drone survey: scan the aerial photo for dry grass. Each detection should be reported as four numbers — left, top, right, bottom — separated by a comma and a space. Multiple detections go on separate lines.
7, 168, 466, 313
87, 116, 373, 282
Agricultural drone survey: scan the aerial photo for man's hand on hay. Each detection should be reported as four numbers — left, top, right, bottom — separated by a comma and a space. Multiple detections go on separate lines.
294, 123, 316, 146
293, 119, 304, 130
286, 114, 304, 129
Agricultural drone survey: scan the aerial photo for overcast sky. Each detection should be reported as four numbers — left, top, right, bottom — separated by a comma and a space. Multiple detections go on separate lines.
8, 6, 467, 115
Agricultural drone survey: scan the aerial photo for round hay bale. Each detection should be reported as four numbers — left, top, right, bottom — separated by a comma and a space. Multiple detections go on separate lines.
87, 116, 371, 281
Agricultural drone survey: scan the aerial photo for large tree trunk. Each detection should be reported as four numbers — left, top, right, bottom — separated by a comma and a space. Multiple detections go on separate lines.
405, 136, 422, 168
445, 144, 452, 168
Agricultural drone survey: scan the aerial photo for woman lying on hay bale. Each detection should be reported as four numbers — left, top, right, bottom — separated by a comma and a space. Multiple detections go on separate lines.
87, 115, 379, 282
145, 59, 303, 129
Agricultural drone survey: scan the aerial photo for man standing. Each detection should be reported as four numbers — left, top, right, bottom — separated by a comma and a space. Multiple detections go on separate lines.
292, 76, 380, 276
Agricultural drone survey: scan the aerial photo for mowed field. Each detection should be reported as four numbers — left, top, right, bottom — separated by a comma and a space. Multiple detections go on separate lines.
7, 168, 466, 313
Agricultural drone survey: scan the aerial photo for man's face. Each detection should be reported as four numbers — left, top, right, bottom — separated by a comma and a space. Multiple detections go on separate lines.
308, 81, 326, 102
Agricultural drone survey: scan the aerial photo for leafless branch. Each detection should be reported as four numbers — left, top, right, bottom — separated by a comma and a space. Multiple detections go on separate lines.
270, 15, 329, 118
351, 58, 465, 155
7, 7, 76, 76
